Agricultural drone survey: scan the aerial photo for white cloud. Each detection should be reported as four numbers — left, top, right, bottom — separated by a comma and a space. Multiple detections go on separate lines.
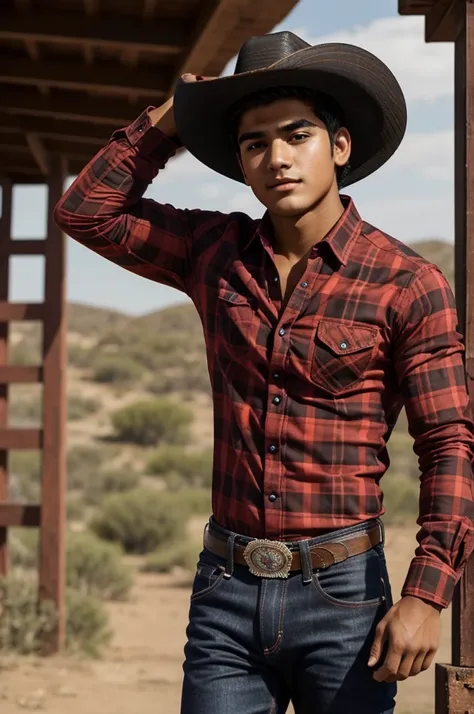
199, 183, 223, 199
389, 130, 453, 180
295, 16, 454, 103
227, 190, 264, 217
355, 196, 453, 243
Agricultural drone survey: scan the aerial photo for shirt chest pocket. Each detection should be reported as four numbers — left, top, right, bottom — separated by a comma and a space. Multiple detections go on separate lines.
216, 286, 259, 359
311, 319, 378, 395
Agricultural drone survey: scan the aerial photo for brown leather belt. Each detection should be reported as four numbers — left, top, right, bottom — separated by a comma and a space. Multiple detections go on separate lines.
204, 524, 382, 578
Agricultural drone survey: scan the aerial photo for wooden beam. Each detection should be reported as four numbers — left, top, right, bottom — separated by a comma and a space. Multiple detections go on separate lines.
398, 0, 432, 14
3, 87, 140, 125
40, 155, 67, 652
24, 39, 40, 62
425, 0, 459, 42
0, 114, 111, 145
0, 56, 169, 99
172, 0, 239, 84
143, 0, 157, 18
0, 504, 40, 528
83, 46, 94, 65
26, 134, 50, 176
0, 366, 43, 383
0, 180, 12, 576
0, 429, 42, 450
0, 11, 188, 56
0, 303, 44, 321
451, 0, 474, 669
3, 240, 47, 256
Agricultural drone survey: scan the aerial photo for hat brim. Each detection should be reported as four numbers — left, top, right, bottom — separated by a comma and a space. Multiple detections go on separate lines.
173, 43, 407, 187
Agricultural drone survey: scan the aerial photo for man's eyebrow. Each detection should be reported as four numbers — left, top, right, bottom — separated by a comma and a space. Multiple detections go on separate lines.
237, 119, 317, 146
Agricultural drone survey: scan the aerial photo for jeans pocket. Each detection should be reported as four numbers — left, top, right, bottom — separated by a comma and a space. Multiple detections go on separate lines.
311, 546, 385, 609
190, 549, 226, 602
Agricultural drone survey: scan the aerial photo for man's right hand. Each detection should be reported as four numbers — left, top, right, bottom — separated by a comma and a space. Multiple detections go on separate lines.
148, 73, 209, 141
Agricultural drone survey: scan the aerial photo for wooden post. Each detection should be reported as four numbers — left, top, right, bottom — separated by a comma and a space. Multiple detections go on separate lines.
435, 1, 474, 710
38, 156, 67, 652
0, 180, 12, 576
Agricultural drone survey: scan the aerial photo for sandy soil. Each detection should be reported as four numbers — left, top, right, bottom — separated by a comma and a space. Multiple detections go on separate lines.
0, 524, 451, 714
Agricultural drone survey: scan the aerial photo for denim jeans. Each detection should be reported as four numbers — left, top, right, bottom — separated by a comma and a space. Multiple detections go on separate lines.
181, 518, 397, 714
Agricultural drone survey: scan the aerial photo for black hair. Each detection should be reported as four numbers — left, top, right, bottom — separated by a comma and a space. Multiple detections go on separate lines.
226, 85, 351, 188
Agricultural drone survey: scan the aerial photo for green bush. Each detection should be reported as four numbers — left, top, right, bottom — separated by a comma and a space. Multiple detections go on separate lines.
179, 488, 212, 517
9, 529, 39, 569
146, 446, 213, 489
66, 531, 133, 601
90, 488, 184, 554
68, 394, 100, 421
111, 399, 193, 446
143, 539, 200, 574
67, 444, 107, 490
91, 355, 143, 384
84, 469, 140, 506
8, 452, 41, 503
67, 493, 85, 522
68, 343, 93, 368
9, 393, 42, 426
0, 573, 57, 654
66, 588, 112, 657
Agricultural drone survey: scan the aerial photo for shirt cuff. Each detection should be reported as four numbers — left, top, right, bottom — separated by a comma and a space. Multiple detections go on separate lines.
401, 556, 457, 609
110, 107, 181, 157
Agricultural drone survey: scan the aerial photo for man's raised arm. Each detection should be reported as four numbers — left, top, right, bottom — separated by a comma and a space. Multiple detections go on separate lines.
53, 75, 227, 295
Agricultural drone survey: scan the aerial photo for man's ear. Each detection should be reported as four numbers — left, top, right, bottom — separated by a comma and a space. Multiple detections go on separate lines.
236, 153, 250, 186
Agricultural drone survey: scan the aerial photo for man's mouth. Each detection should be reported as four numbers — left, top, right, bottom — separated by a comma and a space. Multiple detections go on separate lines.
267, 178, 302, 191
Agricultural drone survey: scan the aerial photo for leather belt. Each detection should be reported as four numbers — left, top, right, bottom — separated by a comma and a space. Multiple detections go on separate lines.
204, 524, 382, 579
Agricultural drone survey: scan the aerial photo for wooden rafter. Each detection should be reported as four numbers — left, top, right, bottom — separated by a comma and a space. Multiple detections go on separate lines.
26, 133, 49, 176
0, 114, 111, 144
0, 12, 187, 56
2, 87, 139, 125
173, 0, 238, 83
0, 57, 169, 98
425, 0, 459, 41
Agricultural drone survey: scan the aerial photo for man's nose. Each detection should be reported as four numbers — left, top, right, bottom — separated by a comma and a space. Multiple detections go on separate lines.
267, 140, 292, 171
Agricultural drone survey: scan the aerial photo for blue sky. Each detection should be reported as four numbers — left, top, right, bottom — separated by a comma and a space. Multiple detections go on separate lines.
8, 0, 454, 315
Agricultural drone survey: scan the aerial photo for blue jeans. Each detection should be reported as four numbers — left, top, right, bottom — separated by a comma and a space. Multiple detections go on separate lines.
181, 519, 397, 714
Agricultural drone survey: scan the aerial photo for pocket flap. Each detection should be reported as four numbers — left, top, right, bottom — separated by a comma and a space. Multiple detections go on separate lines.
317, 320, 377, 356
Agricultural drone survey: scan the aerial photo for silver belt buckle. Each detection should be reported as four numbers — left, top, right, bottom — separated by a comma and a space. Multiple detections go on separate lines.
243, 539, 293, 578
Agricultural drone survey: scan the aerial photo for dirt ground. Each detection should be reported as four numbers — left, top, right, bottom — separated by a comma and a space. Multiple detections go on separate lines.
0, 524, 451, 714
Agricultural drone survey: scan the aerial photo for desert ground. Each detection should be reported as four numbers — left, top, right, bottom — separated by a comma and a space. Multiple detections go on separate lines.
0, 523, 450, 714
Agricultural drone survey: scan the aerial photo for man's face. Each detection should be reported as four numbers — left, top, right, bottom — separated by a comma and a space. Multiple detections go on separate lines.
237, 98, 351, 217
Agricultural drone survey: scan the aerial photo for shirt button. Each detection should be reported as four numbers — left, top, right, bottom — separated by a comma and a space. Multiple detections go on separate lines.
273, 372, 280, 380
301, 281, 308, 288
279, 328, 286, 337
340, 342, 348, 350
273, 276, 279, 283
272, 396, 281, 405
268, 444, 278, 454
268, 493, 278, 502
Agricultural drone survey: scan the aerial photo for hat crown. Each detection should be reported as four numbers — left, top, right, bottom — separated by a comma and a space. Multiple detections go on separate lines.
234, 31, 310, 74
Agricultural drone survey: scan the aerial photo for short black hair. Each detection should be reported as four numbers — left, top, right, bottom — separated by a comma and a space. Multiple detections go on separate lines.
226, 85, 351, 188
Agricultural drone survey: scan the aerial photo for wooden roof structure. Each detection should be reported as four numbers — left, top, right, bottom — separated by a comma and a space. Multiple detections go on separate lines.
0, 0, 299, 183
399, 0, 459, 41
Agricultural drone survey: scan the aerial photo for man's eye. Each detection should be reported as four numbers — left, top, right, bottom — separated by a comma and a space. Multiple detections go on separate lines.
290, 133, 309, 142
247, 141, 265, 151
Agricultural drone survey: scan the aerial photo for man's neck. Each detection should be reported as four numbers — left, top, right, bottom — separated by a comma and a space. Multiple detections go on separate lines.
269, 187, 345, 261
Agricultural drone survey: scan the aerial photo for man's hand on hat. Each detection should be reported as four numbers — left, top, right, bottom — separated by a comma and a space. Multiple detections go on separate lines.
148, 73, 216, 141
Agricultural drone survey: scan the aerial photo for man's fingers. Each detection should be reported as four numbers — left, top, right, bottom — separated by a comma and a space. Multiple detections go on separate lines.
408, 651, 428, 677
396, 653, 418, 681
368, 621, 387, 667
373, 642, 403, 683
420, 649, 437, 672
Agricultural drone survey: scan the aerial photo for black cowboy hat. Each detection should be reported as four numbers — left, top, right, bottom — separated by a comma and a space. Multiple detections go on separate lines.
173, 31, 407, 187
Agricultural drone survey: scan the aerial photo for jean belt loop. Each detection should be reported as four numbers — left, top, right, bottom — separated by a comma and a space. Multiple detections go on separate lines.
298, 539, 313, 584
224, 533, 236, 579
378, 518, 385, 547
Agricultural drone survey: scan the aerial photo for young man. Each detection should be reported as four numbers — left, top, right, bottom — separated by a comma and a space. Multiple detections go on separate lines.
54, 32, 474, 714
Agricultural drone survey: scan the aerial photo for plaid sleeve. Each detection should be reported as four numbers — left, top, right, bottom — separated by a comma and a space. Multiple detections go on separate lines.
53, 108, 227, 295
393, 264, 474, 608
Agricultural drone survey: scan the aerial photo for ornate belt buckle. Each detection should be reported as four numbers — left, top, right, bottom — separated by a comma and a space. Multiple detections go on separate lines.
243, 539, 293, 578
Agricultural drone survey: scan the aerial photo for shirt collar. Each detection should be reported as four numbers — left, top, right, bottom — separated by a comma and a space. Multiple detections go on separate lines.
243, 195, 362, 267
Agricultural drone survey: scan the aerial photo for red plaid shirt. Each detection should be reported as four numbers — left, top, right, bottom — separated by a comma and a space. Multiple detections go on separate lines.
54, 109, 474, 608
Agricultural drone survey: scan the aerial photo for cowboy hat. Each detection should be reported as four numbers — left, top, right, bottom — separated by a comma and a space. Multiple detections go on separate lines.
173, 31, 407, 187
